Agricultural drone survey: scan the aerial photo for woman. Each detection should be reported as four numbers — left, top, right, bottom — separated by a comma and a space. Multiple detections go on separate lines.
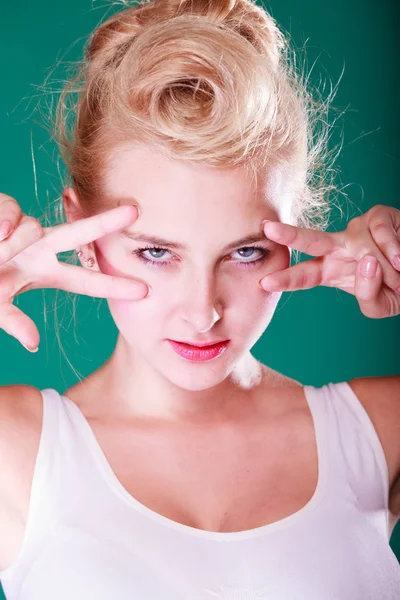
0, 0, 399, 598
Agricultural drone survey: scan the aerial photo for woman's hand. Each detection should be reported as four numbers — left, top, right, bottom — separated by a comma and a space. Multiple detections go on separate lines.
259, 204, 400, 319
0, 194, 149, 351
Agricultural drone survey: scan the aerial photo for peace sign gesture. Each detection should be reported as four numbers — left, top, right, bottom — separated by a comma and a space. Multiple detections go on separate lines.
0, 194, 149, 351
259, 204, 400, 319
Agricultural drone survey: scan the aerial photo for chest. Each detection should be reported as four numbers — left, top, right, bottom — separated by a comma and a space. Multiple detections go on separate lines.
87, 409, 319, 533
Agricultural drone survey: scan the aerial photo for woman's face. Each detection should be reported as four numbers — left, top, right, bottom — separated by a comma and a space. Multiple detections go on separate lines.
71, 145, 292, 392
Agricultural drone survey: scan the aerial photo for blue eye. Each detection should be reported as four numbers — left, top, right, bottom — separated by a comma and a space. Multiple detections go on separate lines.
131, 245, 270, 268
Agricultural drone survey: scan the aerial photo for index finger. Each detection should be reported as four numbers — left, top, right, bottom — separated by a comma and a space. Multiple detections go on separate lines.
259, 257, 324, 292
262, 221, 346, 256
43, 204, 139, 253
50, 262, 150, 300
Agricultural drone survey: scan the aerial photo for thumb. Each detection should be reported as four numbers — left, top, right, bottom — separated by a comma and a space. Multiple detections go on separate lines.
354, 255, 393, 318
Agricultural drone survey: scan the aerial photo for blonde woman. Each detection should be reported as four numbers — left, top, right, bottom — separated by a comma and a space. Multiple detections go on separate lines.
0, 0, 399, 598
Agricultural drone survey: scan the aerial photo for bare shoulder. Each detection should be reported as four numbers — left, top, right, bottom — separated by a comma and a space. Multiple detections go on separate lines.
0, 384, 44, 568
346, 375, 400, 523
0, 384, 43, 439
0, 384, 44, 487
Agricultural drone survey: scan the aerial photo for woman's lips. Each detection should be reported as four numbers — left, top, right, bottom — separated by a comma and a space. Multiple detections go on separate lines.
167, 340, 230, 362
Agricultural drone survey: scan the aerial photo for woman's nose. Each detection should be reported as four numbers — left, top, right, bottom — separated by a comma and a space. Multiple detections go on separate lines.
181, 275, 222, 333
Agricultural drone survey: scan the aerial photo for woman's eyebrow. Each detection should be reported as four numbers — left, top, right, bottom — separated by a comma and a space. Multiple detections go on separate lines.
119, 230, 269, 252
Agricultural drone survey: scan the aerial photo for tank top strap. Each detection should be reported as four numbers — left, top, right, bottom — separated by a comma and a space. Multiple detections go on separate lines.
22, 388, 64, 523
305, 380, 389, 537
27, 388, 64, 524
0, 389, 64, 584
23, 386, 90, 534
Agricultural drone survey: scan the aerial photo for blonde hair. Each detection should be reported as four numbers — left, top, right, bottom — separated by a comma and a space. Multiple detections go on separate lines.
51, 0, 345, 231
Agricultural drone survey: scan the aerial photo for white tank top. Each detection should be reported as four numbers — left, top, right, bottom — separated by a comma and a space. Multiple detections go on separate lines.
1, 382, 399, 599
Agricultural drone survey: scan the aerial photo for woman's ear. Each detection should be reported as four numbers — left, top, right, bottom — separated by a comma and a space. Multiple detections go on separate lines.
62, 187, 84, 224
62, 186, 97, 268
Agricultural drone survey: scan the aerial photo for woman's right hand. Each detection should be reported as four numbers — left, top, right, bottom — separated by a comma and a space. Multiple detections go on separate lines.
0, 193, 149, 352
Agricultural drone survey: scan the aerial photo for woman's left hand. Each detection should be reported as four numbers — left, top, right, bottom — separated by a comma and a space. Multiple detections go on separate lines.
259, 204, 400, 319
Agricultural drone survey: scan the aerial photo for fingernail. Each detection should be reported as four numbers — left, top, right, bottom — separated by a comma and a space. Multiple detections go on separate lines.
260, 219, 270, 232
259, 276, 278, 290
392, 254, 400, 269
361, 255, 377, 277
144, 286, 152, 298
0, 220, 12, 241
22, 343, 39, 353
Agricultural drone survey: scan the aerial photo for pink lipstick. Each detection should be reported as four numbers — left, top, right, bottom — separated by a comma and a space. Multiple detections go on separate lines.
167, 340, 230, 362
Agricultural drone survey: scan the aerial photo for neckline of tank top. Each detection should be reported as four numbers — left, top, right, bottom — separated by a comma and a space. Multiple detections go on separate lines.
47, 384, 329, 542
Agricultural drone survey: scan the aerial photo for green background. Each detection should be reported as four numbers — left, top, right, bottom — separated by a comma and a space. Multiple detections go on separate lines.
0, 0, 399, 595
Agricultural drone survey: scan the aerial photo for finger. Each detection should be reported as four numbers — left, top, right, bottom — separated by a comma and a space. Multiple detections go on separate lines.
368, 210, 400, 271
0, 301, 40, 351
48, 262, 150, 300
0, 193, 24, 240
346, 219, 400, 293
259, 257, 323, 292
0, 216, 44, 266
354, 256, 400, 318
261, 221, 346, 256
43, 204, 139, 254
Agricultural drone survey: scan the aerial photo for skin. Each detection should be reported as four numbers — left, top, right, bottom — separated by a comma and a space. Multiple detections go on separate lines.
63, 144, 298, 424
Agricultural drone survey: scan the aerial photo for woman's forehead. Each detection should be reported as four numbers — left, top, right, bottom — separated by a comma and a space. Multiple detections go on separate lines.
103, 144, 293, 223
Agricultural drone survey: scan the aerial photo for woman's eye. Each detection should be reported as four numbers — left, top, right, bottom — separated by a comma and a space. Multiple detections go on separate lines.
233, 247, 265, 262
131, 245, 270, 268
